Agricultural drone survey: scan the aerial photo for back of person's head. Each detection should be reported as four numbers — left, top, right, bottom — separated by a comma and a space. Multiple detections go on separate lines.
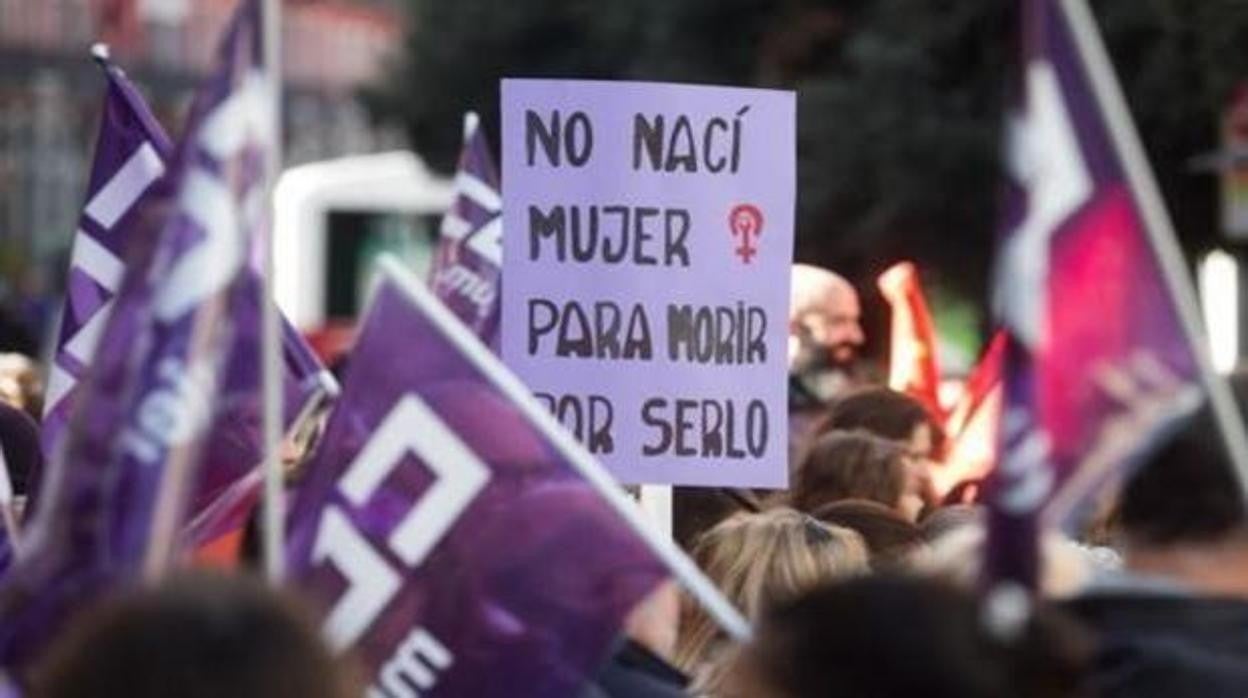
811, 499, 925, 569
0, 400, 41, 496
32, 573, 352, 698
0, 352, 42, 421
918, 524, 1103, 599
819, 386, 942, 450
920, 504, 984, 543
791, 430, 909, 515
732, 575, 1091, 698
1119, 407, 1246, 548
675, 508, 868, 680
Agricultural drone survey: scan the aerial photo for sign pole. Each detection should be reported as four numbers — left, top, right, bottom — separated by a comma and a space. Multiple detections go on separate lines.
638, 485, 673, 540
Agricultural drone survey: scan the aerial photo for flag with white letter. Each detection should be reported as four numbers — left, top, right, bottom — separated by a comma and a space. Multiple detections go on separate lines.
287, 257, 700, 697
429, 112, 503, 347
983, 0, 1240, 587
0, 0, 275, 677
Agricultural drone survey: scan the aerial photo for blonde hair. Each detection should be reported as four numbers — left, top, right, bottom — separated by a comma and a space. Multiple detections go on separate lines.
675, 508, 870, 685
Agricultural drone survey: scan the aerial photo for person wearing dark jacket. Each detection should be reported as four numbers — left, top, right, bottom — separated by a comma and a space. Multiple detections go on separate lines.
582, 582, 688, 697
1064, 407, 1248, 698
582, 637, 688, 698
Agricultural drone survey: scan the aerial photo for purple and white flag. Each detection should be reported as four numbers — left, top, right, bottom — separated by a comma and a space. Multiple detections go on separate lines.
287, 258, 670, 697
429, 112, 503, 347
41, 50, 170, 461
985, 0, 1210, 587
0, 0, 274, 676
36, 48, 330, 529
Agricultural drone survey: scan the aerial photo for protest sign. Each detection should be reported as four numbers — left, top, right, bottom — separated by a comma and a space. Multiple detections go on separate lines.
500, 79, 795, 487
289, 257, 748, 696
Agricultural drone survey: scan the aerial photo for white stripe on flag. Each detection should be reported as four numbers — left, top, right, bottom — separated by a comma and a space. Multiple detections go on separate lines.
84, 141, 164, 229
43, 364, 75, 417
69, 231, 125, 292
454, 172, 501, 213
440, 214, 472, 241
465, 216, 503, 266
64, 298, 114, 364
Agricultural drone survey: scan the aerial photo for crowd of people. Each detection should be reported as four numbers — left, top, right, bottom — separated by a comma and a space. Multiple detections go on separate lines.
1, 261, 1247, 698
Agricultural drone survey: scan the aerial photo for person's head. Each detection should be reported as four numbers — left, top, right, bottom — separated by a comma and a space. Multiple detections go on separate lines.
730, 575, 1091, 698
790, 430, 918, 519
31, 573, 353, 698
1115, 406, 1248, 596
919, 504, 984, 543
819, 386, 944, 459
811, 499, 927, 569
918, 524, 1103, 599
1119, 407, 1245, 551
0, 353, 42, 420
788, 265, 864, 371
0, 399, 41, 497
676, 509, 868, 681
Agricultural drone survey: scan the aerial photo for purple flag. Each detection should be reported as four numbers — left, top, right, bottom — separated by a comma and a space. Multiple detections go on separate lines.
429, 112, 503, 348
36, 49, 331, 529
188, 269, 333, 519
0, 0, 274, 676
985, 0, 1206, 587
41, 50, 171, 461
287, 258, 668, 697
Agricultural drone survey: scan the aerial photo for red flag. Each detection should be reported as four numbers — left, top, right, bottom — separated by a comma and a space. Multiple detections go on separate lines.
935, 331, 1006, 499
878, 262, 944, 421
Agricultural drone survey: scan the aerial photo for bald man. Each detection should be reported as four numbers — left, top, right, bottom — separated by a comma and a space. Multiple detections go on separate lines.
788, 264, 866, 405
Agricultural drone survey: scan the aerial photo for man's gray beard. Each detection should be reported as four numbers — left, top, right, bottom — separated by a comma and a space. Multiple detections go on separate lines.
792, 340, 858, 375
792, 346, 860, 404
801, 366, 858, 403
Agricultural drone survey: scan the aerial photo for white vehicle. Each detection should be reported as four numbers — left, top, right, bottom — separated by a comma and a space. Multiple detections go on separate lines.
273, 151, 454, 332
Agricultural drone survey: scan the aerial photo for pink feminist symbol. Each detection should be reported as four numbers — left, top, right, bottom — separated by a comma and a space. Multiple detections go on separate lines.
729, 204, 764, 264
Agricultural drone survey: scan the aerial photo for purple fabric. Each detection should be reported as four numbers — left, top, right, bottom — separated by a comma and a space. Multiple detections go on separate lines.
984, 0, 1201, 588
34, 49, 328, 533
188, 268, 330, 517
41, 57, 172, 460
287, 272, 665, 697
0, 0, 273, 677
429, 113, 503, 349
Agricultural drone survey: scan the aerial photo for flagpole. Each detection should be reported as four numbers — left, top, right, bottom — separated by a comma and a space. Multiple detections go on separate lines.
1060, 0, 1248, 492
261, 0, 285, 583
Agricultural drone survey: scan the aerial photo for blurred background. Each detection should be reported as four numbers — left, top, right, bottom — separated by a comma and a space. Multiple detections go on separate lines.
3, 0, 1248, 374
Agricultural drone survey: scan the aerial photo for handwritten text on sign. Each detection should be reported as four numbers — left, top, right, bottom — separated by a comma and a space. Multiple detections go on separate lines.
501, 79, 795, 487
